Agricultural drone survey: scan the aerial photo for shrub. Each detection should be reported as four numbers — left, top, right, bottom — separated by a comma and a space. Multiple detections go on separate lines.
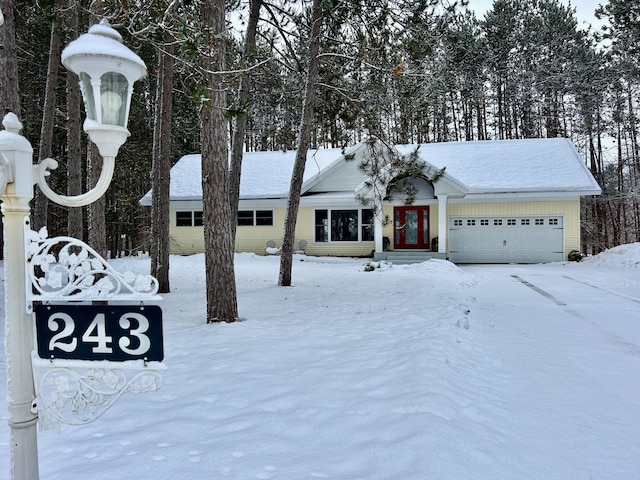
568, 250, 582, 262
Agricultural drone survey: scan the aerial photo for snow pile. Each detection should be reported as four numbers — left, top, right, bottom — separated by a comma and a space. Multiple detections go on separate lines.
582, 242, 640, 268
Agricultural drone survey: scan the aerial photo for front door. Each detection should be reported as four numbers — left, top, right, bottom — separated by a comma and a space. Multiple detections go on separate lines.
394, 206, 430, 249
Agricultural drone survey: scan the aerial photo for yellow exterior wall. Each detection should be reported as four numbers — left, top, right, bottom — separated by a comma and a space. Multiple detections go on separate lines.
170, 198, 581, 259
380, 199, 581, 257
169, 207, 375, 257
168, 218, 205, 255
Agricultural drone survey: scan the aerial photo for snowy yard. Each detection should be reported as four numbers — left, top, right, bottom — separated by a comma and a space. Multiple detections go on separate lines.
1, 245, 639, 479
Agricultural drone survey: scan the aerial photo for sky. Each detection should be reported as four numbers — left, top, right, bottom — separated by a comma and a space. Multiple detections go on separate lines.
468, 0, 607, 31
2, 244, 639, 479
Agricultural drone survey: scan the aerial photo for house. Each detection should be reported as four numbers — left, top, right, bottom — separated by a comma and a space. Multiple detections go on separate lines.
139, 138, 601, 263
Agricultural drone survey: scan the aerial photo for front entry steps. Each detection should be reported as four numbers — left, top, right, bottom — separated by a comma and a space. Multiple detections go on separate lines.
373, 250, 446, 265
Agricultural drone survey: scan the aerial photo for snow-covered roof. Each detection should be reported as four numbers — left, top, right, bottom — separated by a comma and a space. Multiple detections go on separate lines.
396, 138, 601, 194
139, 148, 345, 205
140, 139, 601, 206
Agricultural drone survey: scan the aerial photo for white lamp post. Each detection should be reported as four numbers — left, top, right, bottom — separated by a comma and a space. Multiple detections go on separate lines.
0, 20, 146, 480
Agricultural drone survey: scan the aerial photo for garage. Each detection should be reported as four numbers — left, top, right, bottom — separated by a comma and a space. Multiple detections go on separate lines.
448, 215, 564, 263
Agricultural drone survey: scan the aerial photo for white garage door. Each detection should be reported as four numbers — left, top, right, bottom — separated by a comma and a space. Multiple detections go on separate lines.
449, 216, 564, 263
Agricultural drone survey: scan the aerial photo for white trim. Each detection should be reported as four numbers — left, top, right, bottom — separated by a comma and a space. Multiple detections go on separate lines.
438, 195, 448, 255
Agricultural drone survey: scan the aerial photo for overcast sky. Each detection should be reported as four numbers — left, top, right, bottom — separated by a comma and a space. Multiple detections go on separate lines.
467, 0, 607, 31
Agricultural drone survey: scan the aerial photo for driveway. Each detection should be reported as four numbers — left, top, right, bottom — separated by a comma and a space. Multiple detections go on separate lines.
455, 262, 640, 478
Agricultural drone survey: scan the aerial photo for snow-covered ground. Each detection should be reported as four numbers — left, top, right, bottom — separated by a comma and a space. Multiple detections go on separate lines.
1, 244, 639, 479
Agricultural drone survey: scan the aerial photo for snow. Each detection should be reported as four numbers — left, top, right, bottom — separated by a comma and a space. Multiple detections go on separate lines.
396, 138, 601, 194
61, 20, 146, 71
140, 148, 346, 205
2, 244, 640, 479
141, 139, 601, 207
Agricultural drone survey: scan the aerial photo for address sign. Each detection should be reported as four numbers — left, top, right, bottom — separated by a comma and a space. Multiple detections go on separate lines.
35, 304, 164, 362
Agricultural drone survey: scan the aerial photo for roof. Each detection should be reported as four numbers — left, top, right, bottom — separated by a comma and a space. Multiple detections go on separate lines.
396, 138, 601, 194
140, 138, 601, 206
139, 148, 345, 205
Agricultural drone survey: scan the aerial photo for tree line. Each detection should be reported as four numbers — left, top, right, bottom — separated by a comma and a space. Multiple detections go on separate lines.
1, 0, 639, 323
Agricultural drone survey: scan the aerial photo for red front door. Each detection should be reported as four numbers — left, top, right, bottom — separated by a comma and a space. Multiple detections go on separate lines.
394, 206, 430, 249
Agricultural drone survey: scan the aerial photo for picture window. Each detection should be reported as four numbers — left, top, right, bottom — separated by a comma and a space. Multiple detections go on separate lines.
315, 209, 374, 243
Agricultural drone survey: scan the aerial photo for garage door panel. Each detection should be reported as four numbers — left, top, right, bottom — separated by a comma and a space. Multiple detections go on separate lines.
449, 216, 563, 263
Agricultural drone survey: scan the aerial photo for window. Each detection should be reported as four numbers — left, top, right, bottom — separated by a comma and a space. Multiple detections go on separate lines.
315, 209, 373, 242
481, 219, 489, 226
507, 219, 516, 226
521, 219, 530, 225
176, 211, 203, 227
535, 218, 544, 225
237, 210, 253, 226
237, 210, 274, 226
315, 210, 328, 242
255, 210, 274, 226
332, 210, 358, 241
549, 218, 559, 225
467, 219, 476, 226
453, 219, 463, 226
494, 219, 503, 226
361, 209, 374, 241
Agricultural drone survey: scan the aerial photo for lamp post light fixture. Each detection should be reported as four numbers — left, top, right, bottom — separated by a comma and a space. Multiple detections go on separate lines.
0, 20, 147, 480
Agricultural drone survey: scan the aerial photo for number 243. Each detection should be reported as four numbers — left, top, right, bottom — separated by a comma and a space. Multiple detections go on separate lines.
48, 312, 151, 356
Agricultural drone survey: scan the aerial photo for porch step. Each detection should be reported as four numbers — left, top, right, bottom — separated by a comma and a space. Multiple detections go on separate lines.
373, 250, 447, 265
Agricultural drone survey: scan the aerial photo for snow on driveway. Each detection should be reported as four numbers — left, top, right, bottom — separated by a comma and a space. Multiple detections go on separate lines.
460, 261, 640, 479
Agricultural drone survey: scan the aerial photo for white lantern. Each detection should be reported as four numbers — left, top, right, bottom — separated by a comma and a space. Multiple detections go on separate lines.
61, 19, 147, 158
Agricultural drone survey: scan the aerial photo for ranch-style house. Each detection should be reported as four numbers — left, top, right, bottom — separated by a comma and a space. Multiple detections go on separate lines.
139, 138, 601, 264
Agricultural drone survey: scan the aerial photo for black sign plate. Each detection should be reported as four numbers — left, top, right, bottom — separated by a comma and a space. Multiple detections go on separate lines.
34, 304, 164, 362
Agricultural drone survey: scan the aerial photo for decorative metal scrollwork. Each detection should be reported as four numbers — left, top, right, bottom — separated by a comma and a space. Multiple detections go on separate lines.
32, 356, 164, 430
25, 223, 160, 311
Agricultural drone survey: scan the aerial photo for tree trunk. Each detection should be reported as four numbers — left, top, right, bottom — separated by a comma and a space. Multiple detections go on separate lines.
66, 0, 83, 239
32, 12, 62, 231
85, 0, 107, 257
278, 0, 323, 287
87, 143, 107, 258
200, 0, 238, 322
0, 0, 19, 259
229, 0, 262, 247
150, 40, 174, 293
0, 0, 19, 116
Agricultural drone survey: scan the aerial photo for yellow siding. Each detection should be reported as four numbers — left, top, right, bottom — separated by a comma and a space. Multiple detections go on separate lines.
235, 207, 285, 254
379, 200, 580, 257
170, 199, 581, 259
170, 207, 373, 257
291, 207, 373, 257
168, 215, 205, 255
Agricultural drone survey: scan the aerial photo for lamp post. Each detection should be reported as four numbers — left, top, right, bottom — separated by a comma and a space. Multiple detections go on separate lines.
0, 20, 146, 480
